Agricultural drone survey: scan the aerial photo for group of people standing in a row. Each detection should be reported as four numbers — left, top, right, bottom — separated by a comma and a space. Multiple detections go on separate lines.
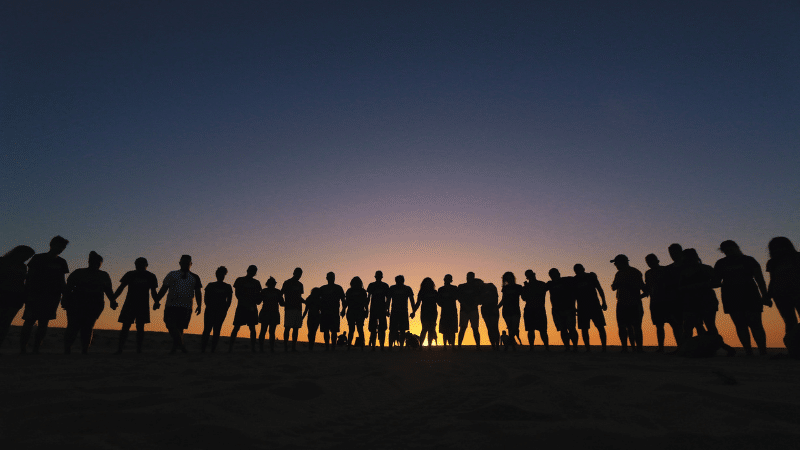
0, 236, 798, 356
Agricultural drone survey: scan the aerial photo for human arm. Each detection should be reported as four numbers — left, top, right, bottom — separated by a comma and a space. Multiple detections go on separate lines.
153, 285, 168, 309
752, 260, 771, 307
104, 274, 118, 309
194, 278, 203, 315
593, 275, 607, 310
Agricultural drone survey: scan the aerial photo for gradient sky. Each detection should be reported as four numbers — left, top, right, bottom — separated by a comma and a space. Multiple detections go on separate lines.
2, 1, 798, 346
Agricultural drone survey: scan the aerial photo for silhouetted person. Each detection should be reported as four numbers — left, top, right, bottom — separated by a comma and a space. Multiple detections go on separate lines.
499, 272, 523, 351
765, 237, 800, 342
367, 271, 390, 350
500, 330, 509, 348
610, 255, 646, 353
282, 267, 305, 351
336, 331, 348, 347
114, 257, 158, 354
546, 268, 578, 351
522, 270, 549, 351
457, 272, 482, 350
230, 265, 261, 353
302, 287, 321, 350
344, 276, 368, 350
572, 264, 607, 352
20, 235, 69, 354
437, 274, 459, 350
154, 255, 202, 354
480, 280, 500, 350
679, 248, 721, 342
414, 277, 439, 349
201, 267, 232, 353
318, 272, 345, 351
714, 240, 770, 356
63, 251, 117, 354
644, 254, 681, 352
0, 245, 34, 349
663, 243, 686, 351
387, 275, 415, 349
258, 277, 284, 352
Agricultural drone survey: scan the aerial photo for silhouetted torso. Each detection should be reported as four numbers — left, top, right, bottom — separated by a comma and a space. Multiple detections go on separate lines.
25, 253, 69, 320
546, 277, 575, 312
571, 272, 600, 312
163, 270, 202, 309
346, 287, 368, 322
367, 281, 390, 315
259, 286, 284, 325
714, 254, 763, 314
319, 283, 346, 317
118, 269, 158, 323
437, 284, 459, 333
612, 267, 645, 309
679, 264, 718, 313
281, 278, 304, 311
205, 281, 232, 311
522, 280, 548, 330
66, 267, 113, 314
481, 283, 499, 318
233, 276, 261, 318
457, 281, 482, 313
0, 256, 27, 309
388, 284, 414, 331
500, 283, 522, 318
766, 253, 800, 299
644, 266, 668, 308
417, 289, 439, 323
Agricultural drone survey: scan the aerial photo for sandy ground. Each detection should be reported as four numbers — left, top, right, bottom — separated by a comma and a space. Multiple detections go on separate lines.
1, 327, 799, 450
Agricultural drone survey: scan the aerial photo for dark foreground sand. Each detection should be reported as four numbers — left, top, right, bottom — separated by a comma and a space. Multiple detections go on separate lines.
1, 327, 799, 450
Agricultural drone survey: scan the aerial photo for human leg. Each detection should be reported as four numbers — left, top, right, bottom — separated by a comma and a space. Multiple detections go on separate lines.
229, 325, 241, 352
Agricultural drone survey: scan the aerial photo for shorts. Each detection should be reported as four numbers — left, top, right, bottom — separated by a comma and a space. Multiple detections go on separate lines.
118, 299, 150, 325
369, 312, 387, 332
259, 309, 281, 326
577, 307, 605, 330
319, 313, 340, 333
66, 300, 104, 328
346, 312, 365, 328
421, 319, 437, 331
616, 304, 644, 328
204, 306, 228, 330
503, 314, 521, 332
284, 309, 303, 329
390, 312, 409, 332
233, 307, 258, 327
164, 306, 192, 330
438, 310, 458, 334
523, 308, 548, 331
552, 309, 576, 332
459, 309, 479, 330
22, 293, 61, 322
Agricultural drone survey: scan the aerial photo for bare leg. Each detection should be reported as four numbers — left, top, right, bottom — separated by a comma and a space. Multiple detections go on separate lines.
228, 325, 240, 352
19, 319, 35, 353
598, 326, 607, 352
211, 324, 222, 352
291, 329, 298, 350
581, 328, 591, 351
33, 320, 49, 353
117, 322, 132, 354
135, 322, 145, 353
248, 325, 256, 352
655, 324, 665, 351
258, 327, 267, 352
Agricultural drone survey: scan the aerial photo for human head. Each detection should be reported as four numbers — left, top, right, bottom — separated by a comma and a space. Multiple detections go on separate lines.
375, 270, 383, 281
179, 255, 192, 271
466, 272, 475, 283
645, 253, 659, 269
683, 248, 701, 264
573, 264, 585, 275
668, 243, 683, 263
134, 257, 148, 270
88, 251, 103, 269
420, 277, 435, 292
395, 275, 405, 285
215, 266, 228, 281
3, 245, 35, 263
266, 276, 277, 288
327, 272, 335, 283
610, 254, 629, 269
768, 237, 797, 260
444, 274, 453, 284
719, 240, 741, 257
502, 271, 516, 286
49, 235, 69, 254
548, 268, 560, 280
350, 276, 363, 289
246, 265, 258, 276
293, 267, 303, 279
524, 269, 535, 281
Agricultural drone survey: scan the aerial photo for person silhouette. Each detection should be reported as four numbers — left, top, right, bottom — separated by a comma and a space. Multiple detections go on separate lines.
336, 331, 348, 346
522, 270, 549, 351
678, 249, 722, 341
258, 277, 284, 353
63, 251, 117, 354
663, 243, 686, 350
281, 268, 305, 352
318, 272, 345, 351
500, 330, 509, 348
480, 281, 500, 350
20, 235, 70, 354
610, 255, 646, 353
0, 245, 35, 349
367, 271, 390, 350
201, 267, 232, 353
153, 255, 202, 354
498, 272, 523, 351
571, 264, 608, 352
230, 265, 261, 353
344, 276, 368, 350
457, 272, 483, 350
765, 237, 800, 341
414, 277, 439, 349
714, 240, 770, 356
437, 274, 459, 350
387, 275, 415, 349
546, 268, 578, 351
644, 254, 681, 352
302, 286, 321, 350
113, 257, 158, 354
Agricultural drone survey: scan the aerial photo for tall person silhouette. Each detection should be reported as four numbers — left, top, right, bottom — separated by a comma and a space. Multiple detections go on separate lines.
0, 245, 34, 350
663, 243, 686, 348
571, 264, 608, 352
387, 275, 415, 349
281, 268, 305, 352
765, 237, 800, 341
63, 251, 117, 354
230, 265, 261, 353
437, 274, 459, 350
522, 270, 549, 351
498, 272, 523, 351
344, 277, 368, 350
367, 271, 390, 350
154, 255, 202, 354
610, 255, 646, 353
318, 272, 345, 351
644, 254, 681, 352
714, 240, 770, 355
457, 272, 482, 350
481, 280, 500, 350
258, 277, 284, 353
114, 257, 158, 354
679, 249, 720, 340
20, 236, 69, 354
201, 267, 232, 353
547, 268, 578, 351
415, 277, 439, 349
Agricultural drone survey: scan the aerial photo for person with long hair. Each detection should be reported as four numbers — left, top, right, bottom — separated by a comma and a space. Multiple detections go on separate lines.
201, 266, 232, 353
387, 275, 415, 349
258, 277, 283, 352
437, 274, 458, 350
154, 255, 203, 354
499, 271, 523, 351
302, 286, 321, 350
230, 265, 261, 353
766, 237, 800, 341
679, 249, 722, 339
522, 270, 549, 351
63, 251, 117, 354
20, 236, 69, 354
0, 245, 35, 349
714, 240, 770, 356
415, 277, 439, 349
114, 257, 158, 354
344, 276, 368, 350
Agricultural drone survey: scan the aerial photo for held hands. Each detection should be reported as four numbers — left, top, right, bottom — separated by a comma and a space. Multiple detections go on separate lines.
340, 311, 346, 318
762, 295, 773, 307
410, 312, 415, 319
111, 301, 119, 311
195, 306, 202, 316
153, 302, 161, 311
602, 303, 608, 312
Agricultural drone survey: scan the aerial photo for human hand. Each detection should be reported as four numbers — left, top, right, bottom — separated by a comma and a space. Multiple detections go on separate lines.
340, 311, 346, 318
602, 303, 607, 312
410, 312, 415, 319
153, 302, 160, 311
195, 306, 202, 316
111, 301, 119, 310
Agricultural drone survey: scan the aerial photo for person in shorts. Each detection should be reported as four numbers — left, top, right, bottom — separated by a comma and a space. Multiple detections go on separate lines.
387, 275, 415, 349
367, 271, 390, 350
154, 255, 202, 354
258, 276, 283, 353
230, 265, 261, 353
611, 255, 646, 353
114, 257, 158, 354
572, 264, 608, 352
457, 272, 483, 350
201, 266, 232, 353
318, 272, 345, 351
547, 268, 578, 352
644, 254, 681, 352
522, 270, 549, 351
281, 267, 305, 352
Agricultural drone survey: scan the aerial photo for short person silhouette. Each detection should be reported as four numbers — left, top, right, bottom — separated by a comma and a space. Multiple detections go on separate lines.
114, 257, 158, 354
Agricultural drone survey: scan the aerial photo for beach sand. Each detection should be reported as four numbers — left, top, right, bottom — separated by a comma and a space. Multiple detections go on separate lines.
1, 327, 799, 450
